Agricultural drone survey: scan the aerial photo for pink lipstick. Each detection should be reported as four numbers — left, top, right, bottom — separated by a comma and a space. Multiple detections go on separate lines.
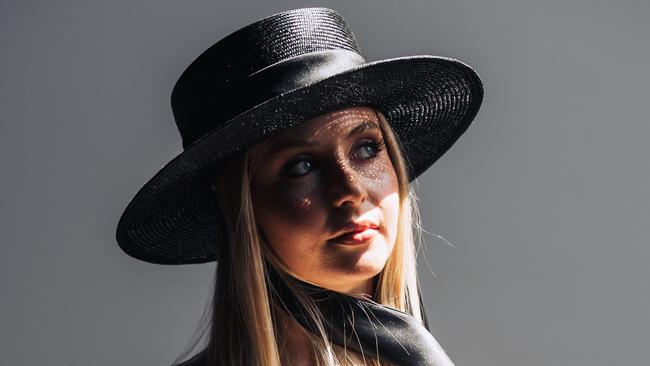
329, 227, 378, 245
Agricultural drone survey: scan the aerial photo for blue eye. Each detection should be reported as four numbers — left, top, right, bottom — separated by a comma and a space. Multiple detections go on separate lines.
284, 158, 316, 177
354, 139, 385, 160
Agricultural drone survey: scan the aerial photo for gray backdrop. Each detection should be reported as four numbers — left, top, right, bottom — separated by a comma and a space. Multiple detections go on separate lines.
2, 0, 648, 365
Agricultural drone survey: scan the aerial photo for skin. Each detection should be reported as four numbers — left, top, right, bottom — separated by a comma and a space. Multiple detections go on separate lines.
249, 106, 400, 297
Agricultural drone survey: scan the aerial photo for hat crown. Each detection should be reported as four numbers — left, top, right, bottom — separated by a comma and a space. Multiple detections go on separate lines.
171, 8, 363, 149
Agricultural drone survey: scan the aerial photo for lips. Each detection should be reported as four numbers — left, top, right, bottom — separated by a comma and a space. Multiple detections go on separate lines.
329, 221, 380, 245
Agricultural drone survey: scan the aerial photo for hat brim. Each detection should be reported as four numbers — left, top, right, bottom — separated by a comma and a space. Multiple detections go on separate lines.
116, 55, 483, 265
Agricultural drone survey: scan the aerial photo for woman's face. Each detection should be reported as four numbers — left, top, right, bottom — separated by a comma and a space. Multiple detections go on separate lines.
250, 106, 400, 295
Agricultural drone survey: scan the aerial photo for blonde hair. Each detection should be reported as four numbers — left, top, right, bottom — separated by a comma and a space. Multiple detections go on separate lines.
173, 110, 425, 366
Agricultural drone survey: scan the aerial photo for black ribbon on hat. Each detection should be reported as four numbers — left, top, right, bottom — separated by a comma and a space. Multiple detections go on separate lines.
266, 263, 455, 366
240, 49, 366, 108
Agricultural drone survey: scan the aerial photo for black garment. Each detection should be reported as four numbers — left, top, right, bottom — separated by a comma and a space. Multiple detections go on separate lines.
173, 268, 453, 366
266, 267, 452, 366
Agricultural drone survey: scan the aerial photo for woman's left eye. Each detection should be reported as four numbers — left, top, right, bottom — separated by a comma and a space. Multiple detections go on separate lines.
353, 139, 385, 160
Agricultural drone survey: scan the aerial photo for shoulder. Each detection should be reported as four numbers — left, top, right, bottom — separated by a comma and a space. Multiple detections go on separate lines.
175, 349, 208, 366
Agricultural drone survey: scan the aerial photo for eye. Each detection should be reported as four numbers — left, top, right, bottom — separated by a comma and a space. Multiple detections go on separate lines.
283, 157, 317, 177
353, 139, 385, 160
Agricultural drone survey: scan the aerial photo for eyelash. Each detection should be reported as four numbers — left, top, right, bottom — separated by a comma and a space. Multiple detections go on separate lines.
282, 138, 386, 178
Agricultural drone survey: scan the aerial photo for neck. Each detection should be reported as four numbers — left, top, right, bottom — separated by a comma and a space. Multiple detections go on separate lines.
319, 275, 379, 298
348, 275, 378, 298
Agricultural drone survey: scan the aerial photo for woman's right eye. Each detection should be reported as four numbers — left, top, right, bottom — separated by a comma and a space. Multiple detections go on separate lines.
283, 158, 316, 177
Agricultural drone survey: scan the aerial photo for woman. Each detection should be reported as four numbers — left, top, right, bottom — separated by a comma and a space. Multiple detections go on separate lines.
116, 7, 483, 366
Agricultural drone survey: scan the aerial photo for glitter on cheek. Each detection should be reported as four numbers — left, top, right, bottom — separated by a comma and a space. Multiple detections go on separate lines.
298, 197, 312, 210
358, 154, 398, 194
274, 179, 317, 218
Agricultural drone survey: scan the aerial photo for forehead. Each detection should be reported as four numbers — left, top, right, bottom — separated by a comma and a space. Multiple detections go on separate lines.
269, 106, 380, 144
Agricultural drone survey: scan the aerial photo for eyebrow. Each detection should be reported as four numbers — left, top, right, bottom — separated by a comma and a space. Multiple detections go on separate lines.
265, 120, 381, 157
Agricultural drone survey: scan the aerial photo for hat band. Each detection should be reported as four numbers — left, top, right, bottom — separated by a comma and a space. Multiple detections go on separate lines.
239, 49, 366, 107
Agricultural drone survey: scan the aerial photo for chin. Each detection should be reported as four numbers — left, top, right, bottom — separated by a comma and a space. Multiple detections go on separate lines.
327, 254, 390, 293
357, 237, 392, 271
301, 236, 395, 293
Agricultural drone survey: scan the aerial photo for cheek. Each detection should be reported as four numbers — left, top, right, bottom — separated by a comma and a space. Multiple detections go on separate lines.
381, 190, 401, 248
362, 155, 400, 200
268, 181, 315, 220
364, 156, 401, 246
252, 179, 324, 260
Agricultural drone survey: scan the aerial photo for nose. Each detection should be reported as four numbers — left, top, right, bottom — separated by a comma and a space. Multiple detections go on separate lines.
326, 158, 367, 209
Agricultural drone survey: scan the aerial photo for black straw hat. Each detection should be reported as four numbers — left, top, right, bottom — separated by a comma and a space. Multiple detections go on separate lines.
116, 7, 483, 265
